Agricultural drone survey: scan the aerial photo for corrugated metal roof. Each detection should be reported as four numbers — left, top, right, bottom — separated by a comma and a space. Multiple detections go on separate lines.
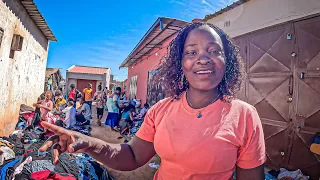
20, 0, 57, 41
119, 17, 189, 68
45, 68, 60, 78
203, 0, 250, 21
67, 65, 109, 75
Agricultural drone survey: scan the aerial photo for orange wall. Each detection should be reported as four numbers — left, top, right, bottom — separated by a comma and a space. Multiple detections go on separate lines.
126, 36, 175, 105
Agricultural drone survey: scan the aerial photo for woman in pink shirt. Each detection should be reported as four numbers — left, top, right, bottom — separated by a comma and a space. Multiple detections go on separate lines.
40, 22, 266, 180
33, 91, 55, 124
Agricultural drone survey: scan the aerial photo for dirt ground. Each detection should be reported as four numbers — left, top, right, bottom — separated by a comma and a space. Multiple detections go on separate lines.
90, 105, 159, 180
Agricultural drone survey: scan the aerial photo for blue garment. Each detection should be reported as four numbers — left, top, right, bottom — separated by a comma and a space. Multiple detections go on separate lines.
75, 157, 99, 180
105, 112, 119, 128
107, 95, 120, 113
121, 111, 130, 121
0, 159, 20, 180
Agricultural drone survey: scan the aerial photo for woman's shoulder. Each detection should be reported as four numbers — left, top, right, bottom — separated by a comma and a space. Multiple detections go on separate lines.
225, 98, 257, 115
150, 97, 175, 110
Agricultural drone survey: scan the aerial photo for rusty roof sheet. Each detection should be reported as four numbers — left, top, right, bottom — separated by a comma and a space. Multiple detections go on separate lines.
203, 0, 250, 21
119, 17, 189, 68
45, 68, 60, 77
20, 0, 57, 41
67, 65, 109, 75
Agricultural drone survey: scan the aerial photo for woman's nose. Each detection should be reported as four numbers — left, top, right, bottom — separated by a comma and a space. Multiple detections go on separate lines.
197, 53, 211, 65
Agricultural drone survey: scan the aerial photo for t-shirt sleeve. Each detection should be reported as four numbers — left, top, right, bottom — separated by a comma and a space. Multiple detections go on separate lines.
237, 107, 266, 169
136, 104, 158, 142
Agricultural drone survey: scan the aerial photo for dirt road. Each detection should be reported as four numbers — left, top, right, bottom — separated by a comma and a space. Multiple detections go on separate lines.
90, 107, 159, 180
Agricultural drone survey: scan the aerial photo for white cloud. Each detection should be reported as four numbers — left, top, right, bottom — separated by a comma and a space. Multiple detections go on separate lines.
178, 0, 237, 19
169, 0, 186, 6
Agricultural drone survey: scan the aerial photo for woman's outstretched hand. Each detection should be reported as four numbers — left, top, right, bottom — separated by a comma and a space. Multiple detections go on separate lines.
39, 121, 92, 164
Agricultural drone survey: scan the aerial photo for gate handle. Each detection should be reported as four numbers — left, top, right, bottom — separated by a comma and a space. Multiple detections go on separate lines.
288, 76, 293, 95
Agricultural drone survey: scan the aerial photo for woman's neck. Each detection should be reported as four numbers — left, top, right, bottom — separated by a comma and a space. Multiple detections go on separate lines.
186, 87, 220, 109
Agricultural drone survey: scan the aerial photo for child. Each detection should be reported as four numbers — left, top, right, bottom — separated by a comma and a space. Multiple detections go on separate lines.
55, 95, 67, 111
59, 101, 76, 128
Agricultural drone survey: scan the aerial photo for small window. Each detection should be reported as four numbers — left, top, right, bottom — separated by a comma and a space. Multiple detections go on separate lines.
0, 28, 3, 49
9, 34, 24, 59
129, 75, 138, 100
11, 34, 24, 51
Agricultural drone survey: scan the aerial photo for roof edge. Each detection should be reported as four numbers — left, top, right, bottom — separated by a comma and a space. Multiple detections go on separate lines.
203, 0, 250, 21
20, 0, 57, 41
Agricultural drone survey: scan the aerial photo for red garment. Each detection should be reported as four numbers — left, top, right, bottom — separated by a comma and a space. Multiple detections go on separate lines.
68, 89, 76, 101
22, 112, 35, 126
31, 170, 76, 180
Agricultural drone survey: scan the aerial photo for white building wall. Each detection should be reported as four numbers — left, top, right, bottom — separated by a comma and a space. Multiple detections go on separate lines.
206, 0, 320, 37
0, 0, 49, 135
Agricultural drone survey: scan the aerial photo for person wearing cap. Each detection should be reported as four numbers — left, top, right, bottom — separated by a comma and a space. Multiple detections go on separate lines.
55, 95, 67, 111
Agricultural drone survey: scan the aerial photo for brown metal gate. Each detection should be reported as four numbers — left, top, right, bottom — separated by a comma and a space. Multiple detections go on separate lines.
234, 15, 320, 179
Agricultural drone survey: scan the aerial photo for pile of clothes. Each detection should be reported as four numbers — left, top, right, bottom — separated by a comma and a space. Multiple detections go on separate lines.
233, 168, 310, 180
0, 105, 113, 180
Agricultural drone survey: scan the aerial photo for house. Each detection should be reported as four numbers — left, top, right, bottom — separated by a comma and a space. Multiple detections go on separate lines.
120, 17, 188, 105
109, 74, 124, 92
45, 68, 64, 91
0, 0, 56, 135
204, 0, 320, 178
66, 65, 111, 95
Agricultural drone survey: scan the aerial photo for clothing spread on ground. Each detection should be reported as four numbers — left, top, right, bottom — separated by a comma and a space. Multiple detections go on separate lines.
0, 105, 114, 180
83, 88, 93, 102
136, 92, 266, 180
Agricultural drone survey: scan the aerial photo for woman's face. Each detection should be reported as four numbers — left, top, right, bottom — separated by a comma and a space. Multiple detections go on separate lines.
45, 92, 52, 100
182, 25, 226, 91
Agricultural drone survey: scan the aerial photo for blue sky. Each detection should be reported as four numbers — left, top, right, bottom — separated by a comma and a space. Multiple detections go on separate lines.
34, 0, 235, 81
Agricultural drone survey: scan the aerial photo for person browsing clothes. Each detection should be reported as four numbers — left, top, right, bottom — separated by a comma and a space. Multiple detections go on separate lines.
40, 22, 265, 180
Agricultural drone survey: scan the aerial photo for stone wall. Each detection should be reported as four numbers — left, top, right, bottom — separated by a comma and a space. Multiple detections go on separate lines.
0, 0, 49, 135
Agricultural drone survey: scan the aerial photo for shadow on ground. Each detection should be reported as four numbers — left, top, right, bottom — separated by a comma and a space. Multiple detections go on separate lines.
90, 106, 159, 180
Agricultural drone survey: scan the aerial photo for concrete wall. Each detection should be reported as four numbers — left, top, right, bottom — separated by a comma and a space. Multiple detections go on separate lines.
105, 69, 111, 89
127, 36, 174, 104
66, 72, 108, 91
206, 0, 320, 37
67, 78, 77, 89
0, 0, 49, 135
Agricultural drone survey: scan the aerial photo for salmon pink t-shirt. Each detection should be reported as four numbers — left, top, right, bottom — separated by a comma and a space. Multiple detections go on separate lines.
136, 93, 266, 180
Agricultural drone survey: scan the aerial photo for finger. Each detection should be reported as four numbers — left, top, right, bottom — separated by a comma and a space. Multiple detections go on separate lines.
39, 135, 59, 152
70, 140, 89, 153
41, 122, 69, 135
66, 135, 76, 153
51, 143, 62, 165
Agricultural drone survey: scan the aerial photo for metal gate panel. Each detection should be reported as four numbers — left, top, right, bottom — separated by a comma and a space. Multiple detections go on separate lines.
247, 23, 295, 168
234, 15, 320, 179
289, 16, 320, 179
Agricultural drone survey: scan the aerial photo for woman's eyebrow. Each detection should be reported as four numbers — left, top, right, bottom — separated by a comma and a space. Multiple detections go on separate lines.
184, 43, 197, 48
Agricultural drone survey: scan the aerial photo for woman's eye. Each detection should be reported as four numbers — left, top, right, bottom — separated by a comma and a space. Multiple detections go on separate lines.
209, 50, 222, 56
185, 51, 197, 55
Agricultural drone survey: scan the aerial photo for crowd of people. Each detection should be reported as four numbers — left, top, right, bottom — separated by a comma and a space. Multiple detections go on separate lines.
33, 83, 150, 138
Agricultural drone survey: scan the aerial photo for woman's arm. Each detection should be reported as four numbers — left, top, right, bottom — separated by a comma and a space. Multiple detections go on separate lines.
86, 136, 156, 170
40, 122, 156, 171
236, 165, 264, 180
129, 112, 134, 121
